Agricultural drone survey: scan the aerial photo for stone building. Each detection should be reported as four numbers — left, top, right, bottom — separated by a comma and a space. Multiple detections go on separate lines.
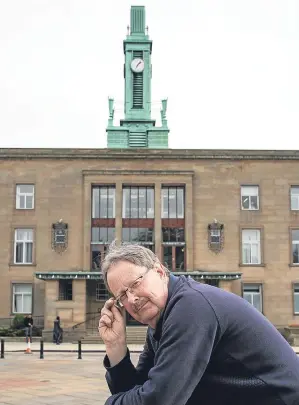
0, 6, 298, 340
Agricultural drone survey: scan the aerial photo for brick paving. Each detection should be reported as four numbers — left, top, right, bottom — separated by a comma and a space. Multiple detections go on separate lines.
0, 345, 298, 405
0, 352, 139, 405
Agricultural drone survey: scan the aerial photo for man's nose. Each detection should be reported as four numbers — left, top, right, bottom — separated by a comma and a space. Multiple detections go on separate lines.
127, 290, 139, 304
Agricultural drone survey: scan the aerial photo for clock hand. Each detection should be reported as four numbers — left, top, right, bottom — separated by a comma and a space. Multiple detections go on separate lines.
136, 61, 142, 68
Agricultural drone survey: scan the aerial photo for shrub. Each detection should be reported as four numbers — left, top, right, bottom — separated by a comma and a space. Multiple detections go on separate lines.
12, 314, 25, 330
278, 327, 295, 346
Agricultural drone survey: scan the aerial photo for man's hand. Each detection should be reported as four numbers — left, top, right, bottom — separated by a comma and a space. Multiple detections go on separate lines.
99, 298, 127, 366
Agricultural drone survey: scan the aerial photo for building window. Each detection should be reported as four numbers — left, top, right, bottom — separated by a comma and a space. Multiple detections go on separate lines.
210, 229, 221, 243
91, 228, 114, 270
243, 284, 262, 312
12, 284, 32, 313
294, 284, 299, 314
241, 186, 259, 210
16, 184, 34, 209
161, 187, 184, 218
290, 186, 299, 211
122, 228, 153, 244
92, 186, 115, 218
96, 280, 109, 301
14, 229, 33, 264
91, 245, 108, 271
91, 227, 115, 244
122, 186, 154, 218
58, 280, 72, 301
162, 228, 185, 271
291, 229, 299, 265
163, 246, 185, 271
162, 228, 184, 243
242, 229, 261, 265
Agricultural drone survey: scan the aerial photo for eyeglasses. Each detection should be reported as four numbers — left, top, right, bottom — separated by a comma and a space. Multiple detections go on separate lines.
114, 268, 151, 309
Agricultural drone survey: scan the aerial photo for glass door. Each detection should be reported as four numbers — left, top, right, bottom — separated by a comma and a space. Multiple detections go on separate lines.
162, 245, 185, 272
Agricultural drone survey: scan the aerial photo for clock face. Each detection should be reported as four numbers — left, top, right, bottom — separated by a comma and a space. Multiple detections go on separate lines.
131, 58, 144, 73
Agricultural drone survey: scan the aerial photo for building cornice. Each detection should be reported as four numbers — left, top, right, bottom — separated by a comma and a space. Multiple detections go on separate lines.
1, 148, 299, 161
34, 271, 242, 281
82, 169, 194, 176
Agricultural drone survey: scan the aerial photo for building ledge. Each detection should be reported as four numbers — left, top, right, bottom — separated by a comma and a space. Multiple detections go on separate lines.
1, 148, 299, 161
35, 271, 242, 281
82, 169, 194, 176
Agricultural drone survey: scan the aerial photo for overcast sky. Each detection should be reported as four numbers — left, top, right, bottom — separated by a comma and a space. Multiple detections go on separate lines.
0, 0, 298, 150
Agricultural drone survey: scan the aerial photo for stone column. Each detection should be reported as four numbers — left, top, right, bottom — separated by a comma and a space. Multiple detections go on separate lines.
219, 280, 233, 293
72, 279, 87, 326
44, 280, 58, 329
231, 279, 242, 296
83, 178, 91, 270
115, 181, 122, 243
154, 182, 162, 261
185, 180, 194, 270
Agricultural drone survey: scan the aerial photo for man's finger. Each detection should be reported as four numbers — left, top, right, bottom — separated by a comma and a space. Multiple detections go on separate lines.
111, 303, 126, 321
101, 308, 114, 321
100, 314, 112, 326
103, 298, 114, 310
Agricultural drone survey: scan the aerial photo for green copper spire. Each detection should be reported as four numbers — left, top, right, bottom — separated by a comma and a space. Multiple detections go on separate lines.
106, 6, 169, 149
130, 6, 145, 34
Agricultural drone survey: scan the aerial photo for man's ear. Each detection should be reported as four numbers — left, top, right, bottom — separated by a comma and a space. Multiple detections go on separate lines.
155, 263, 166, 277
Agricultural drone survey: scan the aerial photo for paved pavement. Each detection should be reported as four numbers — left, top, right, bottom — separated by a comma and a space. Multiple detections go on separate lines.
0, 351, 140, 405
0, 343, 298, 405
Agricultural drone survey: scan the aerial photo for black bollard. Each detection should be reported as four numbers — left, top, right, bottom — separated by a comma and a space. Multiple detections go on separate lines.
78, 340, 82, 359
0, 339, 4, 359
40, 339, 44, 359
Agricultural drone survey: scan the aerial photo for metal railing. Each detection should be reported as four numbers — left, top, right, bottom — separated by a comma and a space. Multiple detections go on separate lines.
0, 316, 44, 329
72, 312, 100, 332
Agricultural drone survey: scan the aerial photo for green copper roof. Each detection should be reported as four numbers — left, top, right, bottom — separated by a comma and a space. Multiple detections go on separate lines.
130, 6, 145, 34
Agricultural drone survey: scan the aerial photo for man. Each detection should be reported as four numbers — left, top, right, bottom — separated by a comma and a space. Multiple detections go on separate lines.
99, 243, 299, 405
24, 314, 33, 344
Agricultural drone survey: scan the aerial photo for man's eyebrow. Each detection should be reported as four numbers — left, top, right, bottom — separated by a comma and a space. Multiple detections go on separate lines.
116, 288, 126, 296
116, 285, 129, 297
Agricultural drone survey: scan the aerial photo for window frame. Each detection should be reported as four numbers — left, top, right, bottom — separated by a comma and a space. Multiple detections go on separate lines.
293, 283, 299, 315
122, 227, 154, 244
242, 283, 263, 313
122, 186, 155, 219
240, 185, 259, 211
92, 185, 116, 219
240, 228, 263, 266
290, 227, 299, 266
91, 227, 115, 244
96, 281, 109, 301
161, 186, 185, 219
58, 280, 73, 301
13, 228, 34, 265
12, 283, 33, 314
15, 184, 35, 210
290, 186, 299, 211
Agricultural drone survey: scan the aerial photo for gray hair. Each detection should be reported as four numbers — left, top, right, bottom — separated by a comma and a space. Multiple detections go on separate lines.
101, 240, 170, 291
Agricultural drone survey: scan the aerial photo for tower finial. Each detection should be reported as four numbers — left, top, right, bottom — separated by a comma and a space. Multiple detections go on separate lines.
130, 6, 145, 34
127, 25, 130, 35
108, 97, 114, 126
146, 26, 149, 35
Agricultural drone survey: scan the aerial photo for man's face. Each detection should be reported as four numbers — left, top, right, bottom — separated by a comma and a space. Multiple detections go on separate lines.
107, 261, 169, 329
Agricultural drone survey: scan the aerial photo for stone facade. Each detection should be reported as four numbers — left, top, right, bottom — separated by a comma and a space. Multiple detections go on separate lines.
0, 148, 299, 330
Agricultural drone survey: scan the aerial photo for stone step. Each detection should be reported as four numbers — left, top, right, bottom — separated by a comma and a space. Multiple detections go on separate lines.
82, 326, 148, 344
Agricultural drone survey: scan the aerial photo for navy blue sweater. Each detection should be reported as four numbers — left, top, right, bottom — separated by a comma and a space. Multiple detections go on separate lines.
104, 275, 299, 405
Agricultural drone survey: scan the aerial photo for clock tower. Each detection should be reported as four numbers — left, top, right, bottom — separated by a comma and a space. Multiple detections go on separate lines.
106, 6, 169, 148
